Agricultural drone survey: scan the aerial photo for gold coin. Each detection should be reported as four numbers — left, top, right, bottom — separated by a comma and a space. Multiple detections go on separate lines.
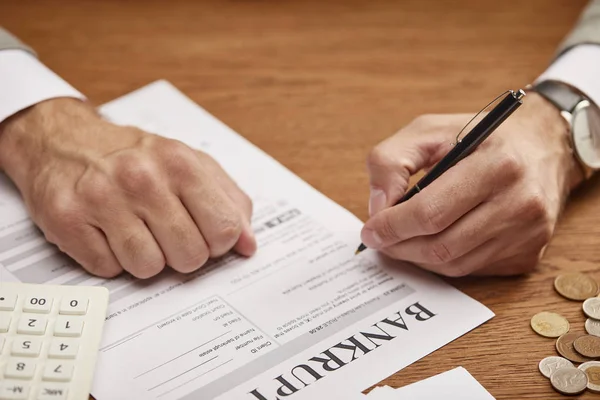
531, 312, 570, 338
557, 332, 596, 363
555, 273, 599, 301
574, 335, 600, 358
578, 361, 600, 393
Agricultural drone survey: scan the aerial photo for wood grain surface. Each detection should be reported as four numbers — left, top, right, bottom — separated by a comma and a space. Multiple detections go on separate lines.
2, 0, 599, 398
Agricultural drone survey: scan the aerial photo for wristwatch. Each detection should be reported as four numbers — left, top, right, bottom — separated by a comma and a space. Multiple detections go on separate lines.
532, 80, 600, 179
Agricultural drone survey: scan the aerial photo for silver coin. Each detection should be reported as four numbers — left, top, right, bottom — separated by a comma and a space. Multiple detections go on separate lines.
539, 356, 574, 379
583, 298, 600, 320
586, 318, 600, 337
578, 361, 600, 393
550, 367, 588, 395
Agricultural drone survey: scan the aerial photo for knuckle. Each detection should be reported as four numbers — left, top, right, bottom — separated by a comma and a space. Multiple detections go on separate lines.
116, 154, 159, 194
495, 153, 524, 181
121, 233, 166, 278
77, 174, 113, 206
219, 218, 244, 244
521, 192, 549, 221
122, 233, 146, 260
416, 200, 445, 233
411, 114, 433, 128
208, 218, 243, 256
426, 240, 453, 265
159, 140, 199, 177
377, 215, 400, 242
45, 192, 81, 230
367, 145, 392, 169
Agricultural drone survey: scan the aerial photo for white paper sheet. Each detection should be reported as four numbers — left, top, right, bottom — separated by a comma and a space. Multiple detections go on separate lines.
364, 367, 495, 400
0, 80, 494, 400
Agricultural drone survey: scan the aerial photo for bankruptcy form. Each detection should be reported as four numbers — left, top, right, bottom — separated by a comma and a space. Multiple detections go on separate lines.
0, 81, 494, 400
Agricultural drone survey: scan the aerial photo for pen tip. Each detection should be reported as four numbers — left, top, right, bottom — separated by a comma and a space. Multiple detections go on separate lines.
355, 243, 367, 255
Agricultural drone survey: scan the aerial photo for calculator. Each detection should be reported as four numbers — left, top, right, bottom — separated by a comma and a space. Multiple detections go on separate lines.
0, 282, 109, 400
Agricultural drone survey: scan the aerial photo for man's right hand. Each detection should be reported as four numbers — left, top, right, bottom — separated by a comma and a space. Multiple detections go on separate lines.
0, 98, 256, 279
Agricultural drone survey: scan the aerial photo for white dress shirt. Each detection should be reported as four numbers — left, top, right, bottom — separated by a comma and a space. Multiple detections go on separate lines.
0, 50, 84, 123
536, 44, 600, 107
0, 45, 599, 124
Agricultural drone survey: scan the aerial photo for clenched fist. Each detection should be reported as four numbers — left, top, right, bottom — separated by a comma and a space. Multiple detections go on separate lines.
0, 98, 256, 278
361, 92, 584, 277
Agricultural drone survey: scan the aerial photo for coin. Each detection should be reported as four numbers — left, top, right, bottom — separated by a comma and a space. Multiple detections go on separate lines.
555, 273, 599, 300
579, 361, 600, 393
530, 311, 570, 338
538, 356, 574, 378
550, 367, 588, 395
584, 297, 600, 319
556, 332, 596, 363
574, 335, 600, 358
586, 318, 600, 337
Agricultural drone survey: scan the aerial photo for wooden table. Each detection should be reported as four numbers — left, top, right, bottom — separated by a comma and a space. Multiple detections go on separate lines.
2, 0, 599, 398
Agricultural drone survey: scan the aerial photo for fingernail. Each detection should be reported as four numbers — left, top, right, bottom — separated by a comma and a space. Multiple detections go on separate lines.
361, 228, 383, 248
369, 188, 387, 216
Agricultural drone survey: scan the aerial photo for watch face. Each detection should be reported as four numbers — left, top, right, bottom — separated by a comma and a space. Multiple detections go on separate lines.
572, 101, 600, 169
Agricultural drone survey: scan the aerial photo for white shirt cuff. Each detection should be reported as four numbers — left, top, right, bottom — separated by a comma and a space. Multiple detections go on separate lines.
536, 44, 600, 107
0, 49, 85, 123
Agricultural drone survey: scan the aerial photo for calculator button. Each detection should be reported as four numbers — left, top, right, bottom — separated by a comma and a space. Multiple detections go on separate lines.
0, 313, 12, 333
0, 337, 4, 351
5, 359, 36, 379
0, 294, 17, 311
0, 381, 30, 399
59, 297, 88, 315
17, 316, 47, 335
48, 339, 79, 359
11, 338, 42, 357
22, 296, 53, 314
37, 384, 68, 399
53, 316, 83, 337
42, 361, 74, 382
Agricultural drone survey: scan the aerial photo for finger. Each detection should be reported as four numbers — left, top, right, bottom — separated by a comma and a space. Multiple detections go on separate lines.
194, 152, 257, 256
101, 216, 166, 279
179, 172, 246, 258
413, 225, 544, 277
361, 148, 521, 249
381, 201, 510, 265
411, 238, 505, 277
58, 224, 123, 278
141, 194, 210, 273
366, 115, 467, 216
472, 253, 539, 276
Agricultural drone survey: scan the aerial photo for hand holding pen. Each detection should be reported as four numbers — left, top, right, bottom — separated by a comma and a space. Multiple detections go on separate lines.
356, 89, 583, 277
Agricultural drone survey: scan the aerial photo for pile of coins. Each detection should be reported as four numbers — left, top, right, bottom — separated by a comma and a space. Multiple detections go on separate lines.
531, 272, 600, 395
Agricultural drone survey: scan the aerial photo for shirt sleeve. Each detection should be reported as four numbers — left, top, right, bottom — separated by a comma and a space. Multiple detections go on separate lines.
0, 49, 85, 124
535, 44, 600, 108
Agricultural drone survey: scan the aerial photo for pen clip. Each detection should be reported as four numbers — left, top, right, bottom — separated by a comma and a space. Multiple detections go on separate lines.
453, 90, 518, 145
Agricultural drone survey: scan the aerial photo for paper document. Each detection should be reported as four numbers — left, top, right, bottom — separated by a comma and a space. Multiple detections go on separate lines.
0, 81, 494, 400
364, 367, 495, 400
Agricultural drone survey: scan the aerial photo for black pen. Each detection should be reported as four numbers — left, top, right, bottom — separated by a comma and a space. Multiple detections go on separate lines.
355, 89, 526, 255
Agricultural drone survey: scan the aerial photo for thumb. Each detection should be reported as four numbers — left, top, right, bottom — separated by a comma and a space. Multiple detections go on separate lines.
366, 123, 454, 216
